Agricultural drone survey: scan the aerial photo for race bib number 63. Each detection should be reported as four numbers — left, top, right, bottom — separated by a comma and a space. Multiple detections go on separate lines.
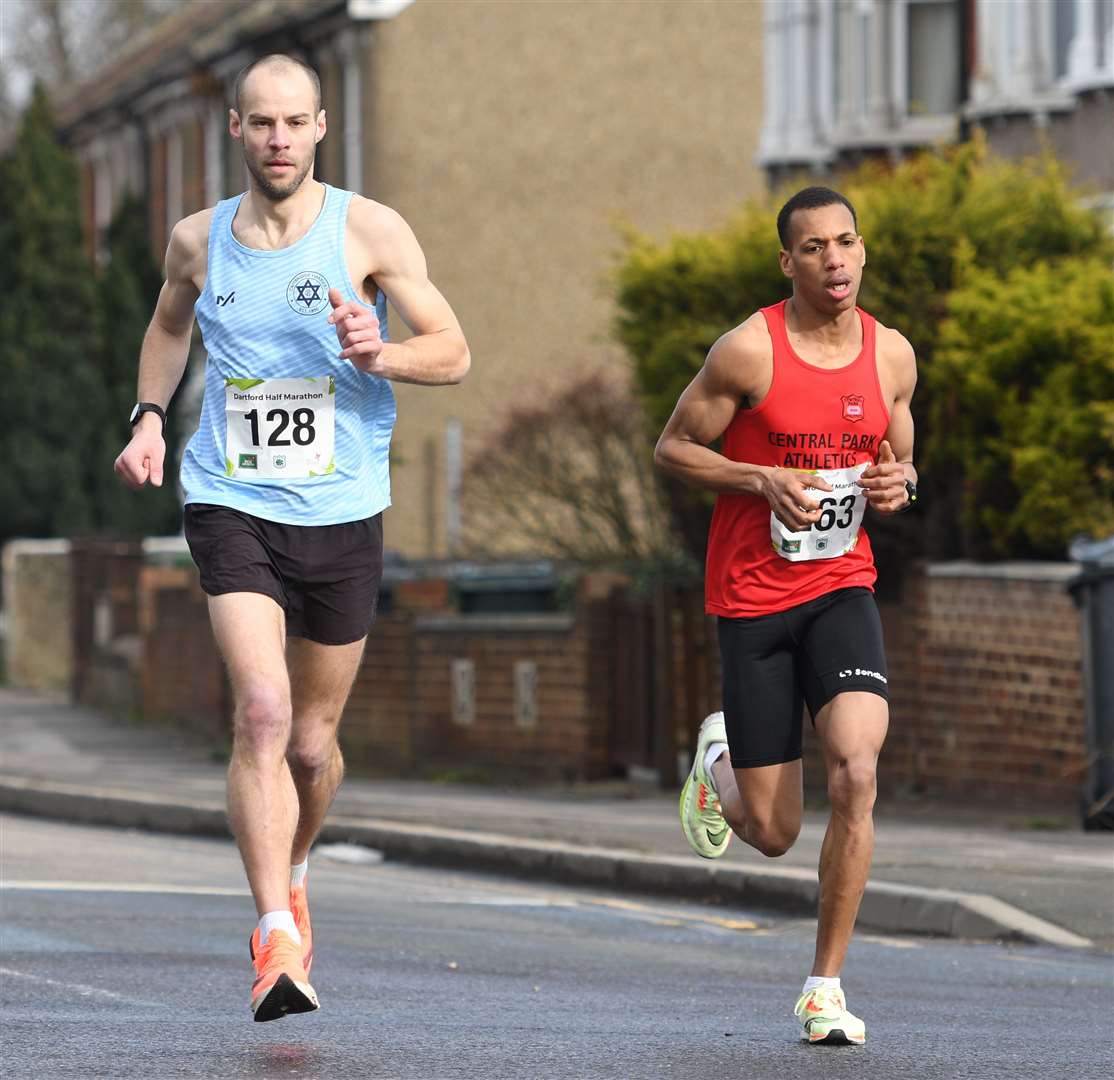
224, 376, 336, 479
771, 463, 869, 562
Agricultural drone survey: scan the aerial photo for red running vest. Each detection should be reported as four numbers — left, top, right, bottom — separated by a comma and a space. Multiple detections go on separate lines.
705, 299, 890, 617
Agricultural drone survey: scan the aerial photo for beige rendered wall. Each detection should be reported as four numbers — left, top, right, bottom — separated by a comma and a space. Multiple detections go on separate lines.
2, 541, 73, 691
366, 0, 764, 558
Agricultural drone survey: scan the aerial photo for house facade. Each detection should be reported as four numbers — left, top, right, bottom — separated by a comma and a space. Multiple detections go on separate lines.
54, 0, 766, 558
759, 0, 1113, 208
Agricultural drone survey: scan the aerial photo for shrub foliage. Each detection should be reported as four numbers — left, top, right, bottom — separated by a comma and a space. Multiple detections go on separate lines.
462, 372, 680, 565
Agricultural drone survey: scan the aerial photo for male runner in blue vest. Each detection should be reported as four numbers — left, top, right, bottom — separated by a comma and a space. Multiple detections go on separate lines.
114, 54, 470, 1022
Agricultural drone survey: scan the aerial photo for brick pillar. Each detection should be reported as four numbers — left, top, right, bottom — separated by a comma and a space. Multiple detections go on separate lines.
70, 537, 144, 708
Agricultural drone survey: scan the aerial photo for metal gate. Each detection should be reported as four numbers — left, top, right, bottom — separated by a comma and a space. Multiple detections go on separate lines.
606, 582, 719, 787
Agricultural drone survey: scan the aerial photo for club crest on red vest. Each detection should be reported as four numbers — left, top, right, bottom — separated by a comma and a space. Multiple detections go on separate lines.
841, 394, 865, 422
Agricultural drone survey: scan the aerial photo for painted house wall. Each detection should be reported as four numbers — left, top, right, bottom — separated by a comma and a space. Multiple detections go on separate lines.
363, 0, 765, 556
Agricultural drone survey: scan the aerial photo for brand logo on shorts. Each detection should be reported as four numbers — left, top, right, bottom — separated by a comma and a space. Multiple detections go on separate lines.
272, 454, 287, 469
287, 271, 330, 315
238, 453, 258, 469
838, 667, 888, 684
841, 394, 865, 423
781, 538, 801, 554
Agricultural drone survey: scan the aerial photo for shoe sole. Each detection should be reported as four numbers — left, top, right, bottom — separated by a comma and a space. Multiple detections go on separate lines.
804, 1028, 865, 1046
252, 973, 320, 1023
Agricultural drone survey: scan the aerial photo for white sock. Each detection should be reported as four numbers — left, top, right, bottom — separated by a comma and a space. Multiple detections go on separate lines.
703, 743, 728, 786
290, 859, 308, 888
802, 975, 840, 995
258, 909, 301, 946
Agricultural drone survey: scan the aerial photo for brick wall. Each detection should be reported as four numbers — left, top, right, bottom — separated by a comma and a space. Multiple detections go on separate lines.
70, 538, 144, 715
795, 565, 1086, 803
5, 540, 1089, 805
137, 565, 228, 742
67, 557, 622, 782
408, 614, 598, 781
344, 612, 413, 771
902, 564, 1085, 802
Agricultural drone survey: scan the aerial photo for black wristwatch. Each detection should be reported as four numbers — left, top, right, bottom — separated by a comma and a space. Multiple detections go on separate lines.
129, 403, 166, 430
893, 479, 917, 513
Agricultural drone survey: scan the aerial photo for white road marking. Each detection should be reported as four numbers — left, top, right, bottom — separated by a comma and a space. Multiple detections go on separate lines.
1049, 852, 1114, 870
416, 890, 759, 931
1, 880, 249, 896
0, 966, 156, 1006
420, 895, 571, 908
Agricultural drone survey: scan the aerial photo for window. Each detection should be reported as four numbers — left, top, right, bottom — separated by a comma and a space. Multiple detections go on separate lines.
1059, 0, 1114, 90
857, 4, 870, 116
1055, 0, 1076, 79
1098, 0, 1112, 68
906, 0, 960, 115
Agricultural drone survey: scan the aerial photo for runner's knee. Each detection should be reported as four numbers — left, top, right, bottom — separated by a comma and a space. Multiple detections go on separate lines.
286, 738, 341, 780
233, 684, 292, 755
827, 758, 877, 817
748, 817, 800, 858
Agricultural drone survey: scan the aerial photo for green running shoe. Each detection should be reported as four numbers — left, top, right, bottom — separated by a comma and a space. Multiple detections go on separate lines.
794, 987, 866, 1045
678, 711, 731, 859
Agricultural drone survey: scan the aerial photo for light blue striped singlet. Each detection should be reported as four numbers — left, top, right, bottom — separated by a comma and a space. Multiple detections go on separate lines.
180, 183, 396, 525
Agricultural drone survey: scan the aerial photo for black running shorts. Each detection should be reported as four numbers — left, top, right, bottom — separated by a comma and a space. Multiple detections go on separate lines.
183, 503, 383, 646
717, 587, 888, 768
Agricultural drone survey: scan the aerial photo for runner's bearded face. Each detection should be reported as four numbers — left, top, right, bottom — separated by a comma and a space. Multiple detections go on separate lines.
780, 204, 865, 314
234, 71, 323, 202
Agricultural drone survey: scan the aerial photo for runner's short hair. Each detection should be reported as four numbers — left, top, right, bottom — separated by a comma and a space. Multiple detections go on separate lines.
234, 54, 322, 115
777, 187, 858, 248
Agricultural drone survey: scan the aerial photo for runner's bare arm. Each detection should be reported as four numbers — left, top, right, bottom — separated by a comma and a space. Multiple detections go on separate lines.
328, 199, 469, 386
654, 318, 829, 531
860, 329, 917, 514
114, 212, 207, 489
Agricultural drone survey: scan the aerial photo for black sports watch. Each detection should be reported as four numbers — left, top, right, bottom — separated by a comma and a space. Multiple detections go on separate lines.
894, 479, 917, 513
129, 402, 166, 430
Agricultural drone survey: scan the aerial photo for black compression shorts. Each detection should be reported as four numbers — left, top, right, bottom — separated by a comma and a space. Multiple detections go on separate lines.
717, 586, 888, 768
183, 503, 383, 646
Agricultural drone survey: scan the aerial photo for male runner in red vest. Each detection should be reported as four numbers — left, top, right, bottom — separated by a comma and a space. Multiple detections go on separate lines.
655, 186, 917, 1045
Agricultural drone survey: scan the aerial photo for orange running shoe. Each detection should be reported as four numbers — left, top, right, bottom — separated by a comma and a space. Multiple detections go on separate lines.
249, 927, 319, 1023
290, 879, 313, 976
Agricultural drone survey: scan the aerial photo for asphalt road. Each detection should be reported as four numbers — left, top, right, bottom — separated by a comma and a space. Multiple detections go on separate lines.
1, 815, 1111, 1079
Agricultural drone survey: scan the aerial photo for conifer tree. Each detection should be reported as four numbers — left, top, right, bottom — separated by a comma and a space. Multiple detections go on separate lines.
90, 194, 181, 536
0, 83, 103, 543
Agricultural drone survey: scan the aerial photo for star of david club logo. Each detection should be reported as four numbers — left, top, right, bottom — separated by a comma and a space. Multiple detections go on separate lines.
286, 271, 330, 316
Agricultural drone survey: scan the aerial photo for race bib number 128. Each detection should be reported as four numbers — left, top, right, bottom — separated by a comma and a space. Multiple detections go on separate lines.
224, 376, 336, 480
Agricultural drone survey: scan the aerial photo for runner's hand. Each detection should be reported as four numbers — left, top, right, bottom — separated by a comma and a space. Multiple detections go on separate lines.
328, 288, 385, 374
859, 441, 908, 513
114, 415, 165, 489
763, 468, 833, 532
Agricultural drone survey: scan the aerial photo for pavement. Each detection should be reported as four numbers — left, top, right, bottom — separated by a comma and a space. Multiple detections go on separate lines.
1, 686, 1111, 951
